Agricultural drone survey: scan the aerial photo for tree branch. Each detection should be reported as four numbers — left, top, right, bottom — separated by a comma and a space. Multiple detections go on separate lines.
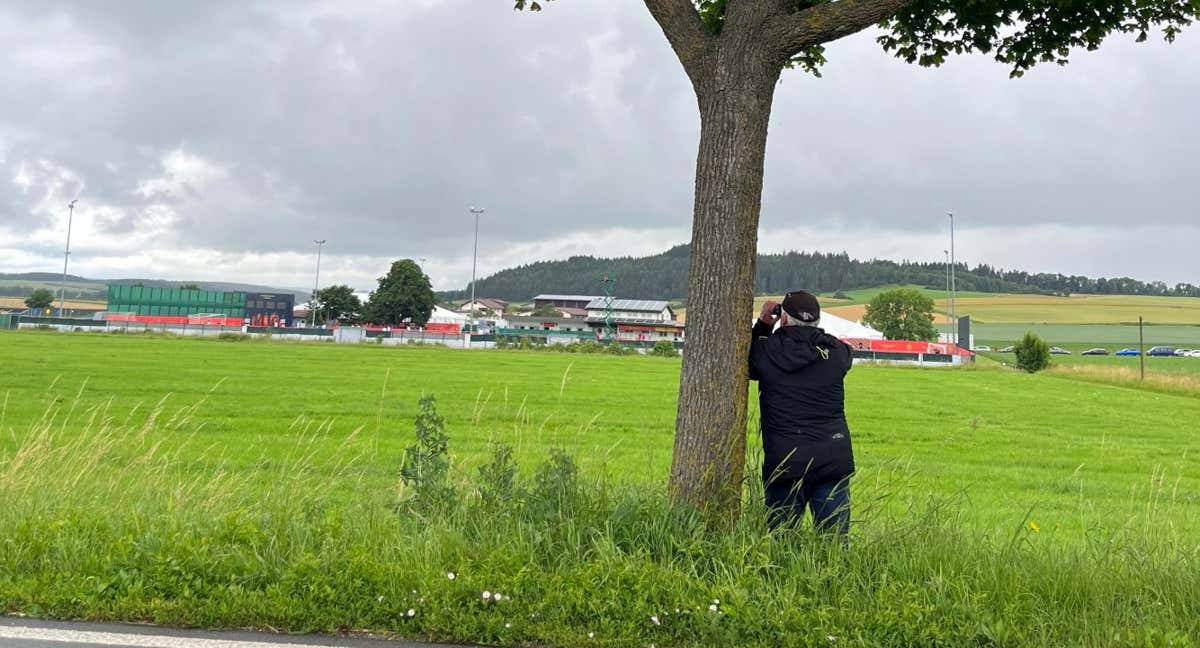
770, 0, 915, 57
643, 0, 712, 82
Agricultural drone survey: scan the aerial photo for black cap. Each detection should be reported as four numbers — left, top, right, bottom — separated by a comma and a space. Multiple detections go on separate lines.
780, 290, 820, 323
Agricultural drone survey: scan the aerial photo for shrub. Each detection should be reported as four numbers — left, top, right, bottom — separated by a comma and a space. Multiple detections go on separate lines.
217, 332, 249, 342
650, 340, 679, 357
399, 394, 454, 512
832, 290, 850, 300
1014, 332, 1051, 373
476, 443, 520, 510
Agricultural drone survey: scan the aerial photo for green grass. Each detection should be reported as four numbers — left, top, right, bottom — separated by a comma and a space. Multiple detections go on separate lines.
2, 330, 1199, 646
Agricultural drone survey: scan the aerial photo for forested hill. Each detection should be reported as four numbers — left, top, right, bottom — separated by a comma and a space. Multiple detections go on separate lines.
440, 245, 1199, 302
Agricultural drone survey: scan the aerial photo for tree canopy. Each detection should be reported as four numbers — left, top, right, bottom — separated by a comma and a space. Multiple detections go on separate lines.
312, 284, 362, 324
24, 288, 55, 310
862, 287, 939, 341
516, 0, 1196, 79
365, 260, 436, 327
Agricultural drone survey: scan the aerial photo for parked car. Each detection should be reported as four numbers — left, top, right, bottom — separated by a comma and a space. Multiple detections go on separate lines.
998, 346, 1015, 353
1147, 346, 1177, 357
1049, 346, 1072, 355
1188, 350, 1200, 358
1115, 348, 1141, 356
1081, 348, 1109, 356
974, 345, 993, 352
1173, 349, 1192, 357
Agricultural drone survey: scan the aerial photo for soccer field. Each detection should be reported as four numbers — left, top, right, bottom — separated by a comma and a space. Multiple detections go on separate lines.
2, 331, 1198, 646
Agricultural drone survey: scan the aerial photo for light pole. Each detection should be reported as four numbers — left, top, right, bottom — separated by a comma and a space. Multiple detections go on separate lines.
944, 249, 951, 343
948, 210, 957, 345
310, 239, 326, 327
468, 206, 485, 329
57, 199, 79, 317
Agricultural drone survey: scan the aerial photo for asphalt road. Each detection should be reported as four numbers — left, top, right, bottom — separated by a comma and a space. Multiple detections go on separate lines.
0, 618, 477, 648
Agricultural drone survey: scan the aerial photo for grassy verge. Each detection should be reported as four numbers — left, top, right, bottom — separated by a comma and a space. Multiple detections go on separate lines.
2, 390, 1199, 648
1045, 364, 1200, 399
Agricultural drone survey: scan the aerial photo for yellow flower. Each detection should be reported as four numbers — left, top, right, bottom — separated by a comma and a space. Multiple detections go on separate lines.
1029, 521, 1041, 533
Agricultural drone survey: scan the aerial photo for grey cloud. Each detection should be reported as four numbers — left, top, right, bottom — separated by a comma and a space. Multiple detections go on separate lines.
1, 0, 1198, 287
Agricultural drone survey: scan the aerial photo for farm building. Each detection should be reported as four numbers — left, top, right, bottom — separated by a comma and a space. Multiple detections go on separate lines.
586, 298, 686, 342
459, 298, 507, 318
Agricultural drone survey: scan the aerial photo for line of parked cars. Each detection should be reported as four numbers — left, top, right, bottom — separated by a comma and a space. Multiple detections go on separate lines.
989, 345, 1200, 357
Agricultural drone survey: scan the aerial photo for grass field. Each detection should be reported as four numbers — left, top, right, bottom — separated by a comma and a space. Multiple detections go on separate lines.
976, 323, 1200, 346
2, 331, 1199, 646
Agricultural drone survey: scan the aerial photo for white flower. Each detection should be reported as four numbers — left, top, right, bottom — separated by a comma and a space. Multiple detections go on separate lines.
708, 604, 718, 612
827, 635, 837, 642
376, 595, 384, 603
588, 632, 595, 639
406, 609, 416, 618
447, 572, 456, 580
482, 591, 492, 600
494, 592, 504, 601
713, 599, 720, 605
650, 615, 661, 626
505, 623, 512, 629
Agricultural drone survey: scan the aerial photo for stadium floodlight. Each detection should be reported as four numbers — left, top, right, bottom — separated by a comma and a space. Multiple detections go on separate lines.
948, 210, 956, 345
468, 206, 486, 329
58, 199, 79, 318
311, 239, 326, 327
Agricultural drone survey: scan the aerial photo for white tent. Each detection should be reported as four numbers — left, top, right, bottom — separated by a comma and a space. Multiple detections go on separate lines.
819, 311, 884, 340
749, 311, 884, 340
428, 305, 468, 324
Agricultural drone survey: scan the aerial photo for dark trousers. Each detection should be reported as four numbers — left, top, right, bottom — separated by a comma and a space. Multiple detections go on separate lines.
764, 475, 851, 535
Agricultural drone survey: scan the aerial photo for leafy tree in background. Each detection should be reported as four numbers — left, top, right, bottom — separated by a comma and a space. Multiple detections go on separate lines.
180, 283, 200, 290
313, 284, 362, 323
24, 288, 55, 311
515, 0, 1198, 520
863, 288, 938, 341
365, 260, 435, 326
531, 304, 561, 318
1014, 332, 1051, 373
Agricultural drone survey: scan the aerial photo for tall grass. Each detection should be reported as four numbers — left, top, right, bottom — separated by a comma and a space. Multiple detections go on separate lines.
2, 394, 1198, 648
1048, 363, 1200, 398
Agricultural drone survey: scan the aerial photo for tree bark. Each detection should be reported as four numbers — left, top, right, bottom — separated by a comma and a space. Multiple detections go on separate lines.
668, 39, 781, 523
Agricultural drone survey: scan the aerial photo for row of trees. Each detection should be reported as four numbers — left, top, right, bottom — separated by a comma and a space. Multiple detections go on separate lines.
311, 260, 436, 326
444, 245, 1199, 303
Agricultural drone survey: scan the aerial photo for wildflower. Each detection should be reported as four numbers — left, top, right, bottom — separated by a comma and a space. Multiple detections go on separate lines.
708, 604, 718, 613
505, 623, 512, 629
482, 591, 492, 600
713, 599, 720, 605
376, 595, 384, 603
650, 615, 661, 626
588, 632, 595, 639
406, 609, 416, 618
827, 635, 838, 642
1029, 521, 1041, 533
447, 571, 456, 580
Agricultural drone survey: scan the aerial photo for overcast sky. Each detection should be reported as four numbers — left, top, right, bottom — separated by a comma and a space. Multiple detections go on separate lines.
2, 0, 1197, 292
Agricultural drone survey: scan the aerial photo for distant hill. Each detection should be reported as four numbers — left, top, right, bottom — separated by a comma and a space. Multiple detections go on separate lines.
438, 244, 1200, 303
0, 273, 307, 302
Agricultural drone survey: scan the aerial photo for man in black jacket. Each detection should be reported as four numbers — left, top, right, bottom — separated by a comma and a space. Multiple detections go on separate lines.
749, 290, 855, 534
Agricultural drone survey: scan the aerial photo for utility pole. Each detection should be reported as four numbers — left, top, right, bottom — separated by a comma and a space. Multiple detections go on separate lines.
1139, 316, 1145, 381
310, 239, 326, 327
468, 206, 485, 331
58, 200, 79, 317
948, 210, 957, 346
944, 249, 951, 343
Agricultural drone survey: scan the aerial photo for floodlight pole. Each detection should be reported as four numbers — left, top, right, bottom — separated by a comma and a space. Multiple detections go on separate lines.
468, 206, 485, 330
57, 200, 78, 317
944, 249, 951, 343
948, 210, 957, 346
310, 239, 326, 327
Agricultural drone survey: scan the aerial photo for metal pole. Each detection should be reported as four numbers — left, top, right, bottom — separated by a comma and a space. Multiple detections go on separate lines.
944, 249, 951, 343
1139, 316, 1145, 381
58, 200, 78, 317
311, 239, 326, 327
948, 210, 957, 345
469, 206, 485, 331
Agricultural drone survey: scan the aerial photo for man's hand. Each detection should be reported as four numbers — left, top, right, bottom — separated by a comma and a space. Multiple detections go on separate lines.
759, 300, 780, 327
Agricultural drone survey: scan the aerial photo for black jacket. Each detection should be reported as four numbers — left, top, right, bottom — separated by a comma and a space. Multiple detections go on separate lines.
749, 321, 855, 483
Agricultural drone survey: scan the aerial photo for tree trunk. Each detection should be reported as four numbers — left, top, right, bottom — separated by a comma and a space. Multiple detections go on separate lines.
669, 44, 782, 524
